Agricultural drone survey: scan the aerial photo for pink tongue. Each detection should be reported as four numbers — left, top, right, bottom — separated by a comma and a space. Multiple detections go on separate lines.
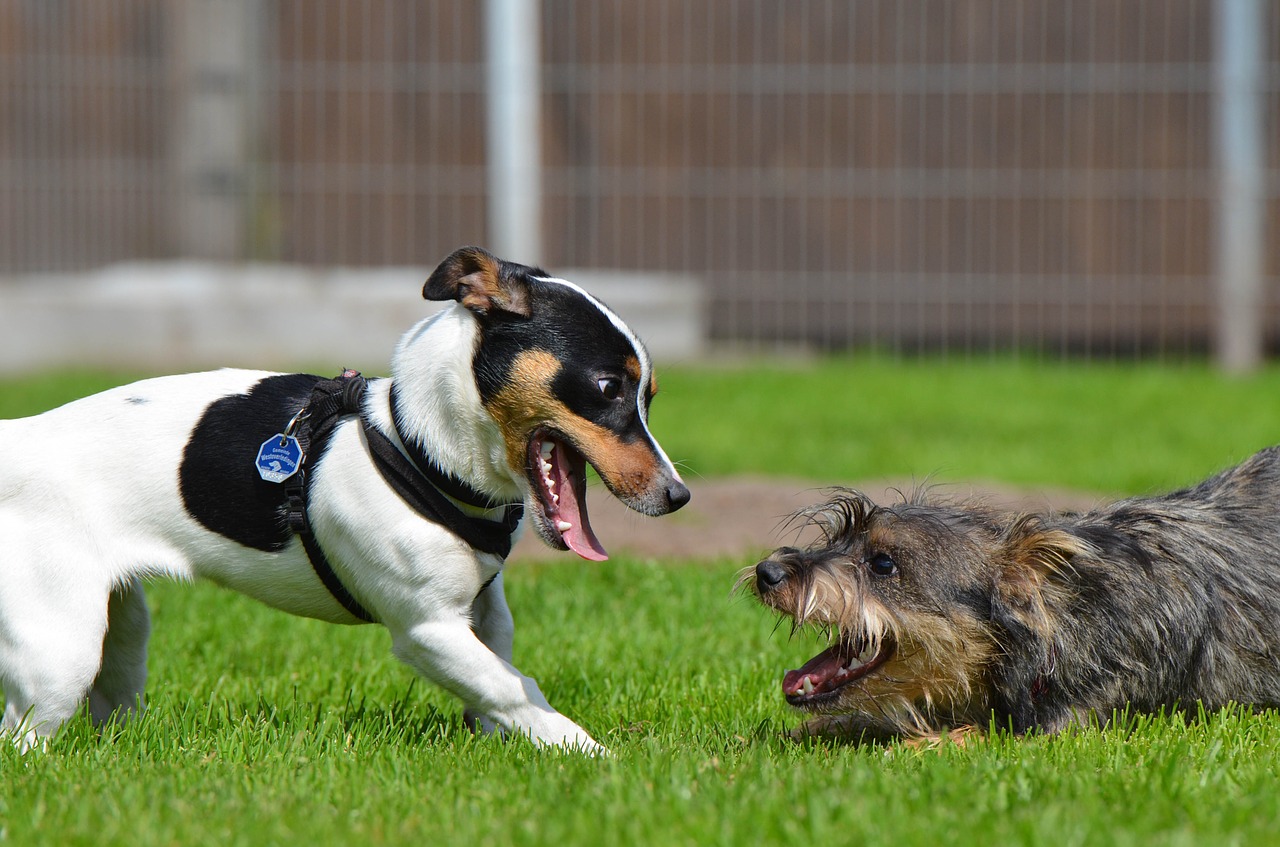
552, 446, 609, 561
782, 645, 846, 696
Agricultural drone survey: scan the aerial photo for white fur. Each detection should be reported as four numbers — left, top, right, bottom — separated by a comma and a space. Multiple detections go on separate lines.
0, 302, 605, 753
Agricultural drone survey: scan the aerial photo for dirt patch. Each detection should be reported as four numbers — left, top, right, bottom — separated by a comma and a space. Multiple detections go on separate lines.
509, 476, 1106, 563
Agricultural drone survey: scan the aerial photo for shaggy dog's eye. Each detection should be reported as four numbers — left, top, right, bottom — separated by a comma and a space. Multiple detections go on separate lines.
597, 377, 622, 400
867, 552, 898, 577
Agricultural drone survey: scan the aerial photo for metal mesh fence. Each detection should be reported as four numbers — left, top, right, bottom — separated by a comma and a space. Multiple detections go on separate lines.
1, 0, 1277, 357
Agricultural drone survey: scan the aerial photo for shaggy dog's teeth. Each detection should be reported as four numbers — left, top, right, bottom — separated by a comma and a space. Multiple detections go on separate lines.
556, 520, 573, 532
540, 442, 554, 461
801, 676, 815, 696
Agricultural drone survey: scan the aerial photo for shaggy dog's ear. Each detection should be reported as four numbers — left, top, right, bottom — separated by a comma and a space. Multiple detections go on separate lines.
995, 516, 1086, 628
423, 246, 532, 319
987, 517, 1087, 733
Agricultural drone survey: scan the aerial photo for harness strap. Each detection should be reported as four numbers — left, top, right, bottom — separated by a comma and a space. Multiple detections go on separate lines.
388, 382, 510, 510
284, 370, 377, 623
361, 423, 524, 557
297, 518, 373, 623
283, 370, 523, 623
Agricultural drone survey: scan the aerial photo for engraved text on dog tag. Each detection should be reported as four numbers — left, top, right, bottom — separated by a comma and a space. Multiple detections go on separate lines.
256, 434, 304, 483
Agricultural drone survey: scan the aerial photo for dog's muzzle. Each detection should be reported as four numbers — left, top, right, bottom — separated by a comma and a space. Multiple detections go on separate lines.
755, 558, 787, 593
664, 479, 691, 513
754, 547, 803, 595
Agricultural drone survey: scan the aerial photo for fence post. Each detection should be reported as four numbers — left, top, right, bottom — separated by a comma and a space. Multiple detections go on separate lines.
484, 0, 544, 265
169, 0, 257, 261
1213, 0, 1267, 373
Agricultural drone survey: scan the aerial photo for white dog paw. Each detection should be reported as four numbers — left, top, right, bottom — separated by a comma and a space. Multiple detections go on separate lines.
529, 718, 608, 756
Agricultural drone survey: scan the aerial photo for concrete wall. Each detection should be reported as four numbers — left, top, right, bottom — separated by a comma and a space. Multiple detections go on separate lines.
0, 264, 705, 375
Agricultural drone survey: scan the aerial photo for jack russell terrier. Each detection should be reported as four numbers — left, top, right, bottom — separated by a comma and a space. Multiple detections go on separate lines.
0, 246, 689, 754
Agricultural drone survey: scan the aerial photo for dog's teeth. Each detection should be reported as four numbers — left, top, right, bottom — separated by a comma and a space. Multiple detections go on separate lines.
556, 520, 573, 532
540, 442, 554, 461
801, 676, 815, 696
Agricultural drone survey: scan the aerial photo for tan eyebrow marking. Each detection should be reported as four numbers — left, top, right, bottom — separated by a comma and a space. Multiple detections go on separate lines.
623, 355, 643, 383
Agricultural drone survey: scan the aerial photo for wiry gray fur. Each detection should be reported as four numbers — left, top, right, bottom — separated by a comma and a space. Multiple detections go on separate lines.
749, 446, 1280, 739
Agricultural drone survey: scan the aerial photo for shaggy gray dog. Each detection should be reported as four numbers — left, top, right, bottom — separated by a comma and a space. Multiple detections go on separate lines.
748, 446, 1280, 742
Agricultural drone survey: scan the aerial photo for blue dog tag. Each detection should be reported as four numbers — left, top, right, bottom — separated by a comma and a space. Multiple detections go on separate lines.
256, 434, 304, 483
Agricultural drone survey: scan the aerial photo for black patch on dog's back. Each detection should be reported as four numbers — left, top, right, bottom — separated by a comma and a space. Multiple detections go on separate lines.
180, 373, 318, 551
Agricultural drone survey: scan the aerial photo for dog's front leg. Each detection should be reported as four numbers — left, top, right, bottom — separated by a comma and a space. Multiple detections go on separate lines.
463, 578, 517, 736
462, 574, 514, 737
390, 615, 603, 754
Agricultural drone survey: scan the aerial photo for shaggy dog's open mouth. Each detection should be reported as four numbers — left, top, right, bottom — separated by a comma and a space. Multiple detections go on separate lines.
783, 632, 897, 707
527, 428, 608, 561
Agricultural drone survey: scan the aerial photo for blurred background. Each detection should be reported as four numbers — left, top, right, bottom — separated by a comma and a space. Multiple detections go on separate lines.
1, 0, 1278, 372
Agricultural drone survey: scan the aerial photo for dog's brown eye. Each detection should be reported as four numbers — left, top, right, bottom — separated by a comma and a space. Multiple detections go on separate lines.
867, 552, 898, 577
597, 377, 622, 400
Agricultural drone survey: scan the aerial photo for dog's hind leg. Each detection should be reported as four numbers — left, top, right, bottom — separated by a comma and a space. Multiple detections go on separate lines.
0, 590, 111, 752
463, 574, 514, 737
390, 614, 602, 754
88, 578, 150, 727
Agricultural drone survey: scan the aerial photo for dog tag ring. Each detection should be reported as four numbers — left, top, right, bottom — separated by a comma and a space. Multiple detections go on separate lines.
256, 410, 307, 483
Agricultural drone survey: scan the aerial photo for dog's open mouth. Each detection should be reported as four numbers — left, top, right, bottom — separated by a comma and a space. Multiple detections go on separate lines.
527, 429, 608, 561
782, 633, 896, 705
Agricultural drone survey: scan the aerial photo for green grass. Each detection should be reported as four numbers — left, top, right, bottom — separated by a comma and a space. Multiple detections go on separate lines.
4, 565, 1280, 846
648, 355, 1280, 495
7, 564, 1280, 846
4, 358, 1280, 846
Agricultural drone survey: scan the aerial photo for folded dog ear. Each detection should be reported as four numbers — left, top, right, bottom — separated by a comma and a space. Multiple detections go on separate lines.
988, 517, 1088, 733
993, 517, 1087, 632
423, 246, 532, 319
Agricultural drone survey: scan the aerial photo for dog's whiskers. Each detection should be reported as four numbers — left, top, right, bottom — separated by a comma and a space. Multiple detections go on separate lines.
753, 449, 1280, 743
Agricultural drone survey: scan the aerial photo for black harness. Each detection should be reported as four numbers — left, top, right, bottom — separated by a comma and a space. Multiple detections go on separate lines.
282, 370, 524, 623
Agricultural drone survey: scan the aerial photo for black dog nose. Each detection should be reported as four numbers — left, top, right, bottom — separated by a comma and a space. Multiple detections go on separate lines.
755, 559, 787, 592
666, 480, 691, 512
